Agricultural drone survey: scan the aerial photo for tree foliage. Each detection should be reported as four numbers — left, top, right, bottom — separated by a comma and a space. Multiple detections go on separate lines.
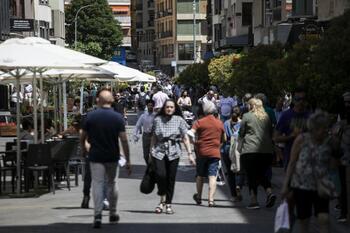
177, 62, 209, 96
65, 0, 123, 60
75, 41, 102, 58
310, 10, 350, 112
208, 54, 235, 94
231, 43, 284, 103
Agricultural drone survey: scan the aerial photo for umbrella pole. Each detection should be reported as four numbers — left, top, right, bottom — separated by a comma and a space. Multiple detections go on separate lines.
63, 81, 68, 130
32, 69, 38, 143
53, 84, 58, 133
40, 73, 44, 143
58, 79, 63, 133
15, 74, 22, 195
80, 82, 84, 114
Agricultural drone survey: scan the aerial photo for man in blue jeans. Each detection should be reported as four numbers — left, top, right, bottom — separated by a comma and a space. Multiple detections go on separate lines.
81, 89, 131, 228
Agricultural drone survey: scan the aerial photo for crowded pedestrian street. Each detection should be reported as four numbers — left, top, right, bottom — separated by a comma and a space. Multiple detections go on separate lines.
0, 113, 348, 233
1, 1, 350, 233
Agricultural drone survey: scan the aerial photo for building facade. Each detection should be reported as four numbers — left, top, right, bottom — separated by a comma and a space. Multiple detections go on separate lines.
50, 0, 65, 46
0, 0, 11, 41
108, 0, 132, 48
1, 0, 65, 44
132, 0, 156, 65
153, 0, 208, 75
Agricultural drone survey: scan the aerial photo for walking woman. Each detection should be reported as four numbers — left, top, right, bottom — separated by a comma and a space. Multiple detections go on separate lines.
177, 90, 192, 111
150, 99, 195, 214
282, 111, 335, 233
239, 98, 276, 209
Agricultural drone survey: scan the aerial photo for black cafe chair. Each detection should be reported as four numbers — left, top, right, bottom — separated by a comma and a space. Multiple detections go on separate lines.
0, 141, 27, 193
25, 144, 55, 194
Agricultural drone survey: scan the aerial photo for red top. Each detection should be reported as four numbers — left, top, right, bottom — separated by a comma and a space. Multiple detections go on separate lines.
192, 115, 224, 158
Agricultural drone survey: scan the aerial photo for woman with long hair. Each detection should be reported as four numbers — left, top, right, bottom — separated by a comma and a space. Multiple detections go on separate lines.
150, 99, 195, 214
239, 98, 276, 209
177, 90, 192, 111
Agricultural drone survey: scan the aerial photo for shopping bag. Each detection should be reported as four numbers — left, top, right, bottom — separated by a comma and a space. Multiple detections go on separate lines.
274, 200, 290, 233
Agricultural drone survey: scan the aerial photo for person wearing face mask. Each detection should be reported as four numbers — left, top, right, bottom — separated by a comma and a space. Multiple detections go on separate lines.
177, 90, 192, 111
150, 99, 195, 214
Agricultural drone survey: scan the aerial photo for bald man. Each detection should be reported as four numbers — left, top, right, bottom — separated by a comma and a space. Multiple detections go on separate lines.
80, 89, 131, 228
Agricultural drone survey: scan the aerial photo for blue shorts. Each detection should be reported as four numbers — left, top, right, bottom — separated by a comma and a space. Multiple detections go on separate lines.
196, 157, 220, 177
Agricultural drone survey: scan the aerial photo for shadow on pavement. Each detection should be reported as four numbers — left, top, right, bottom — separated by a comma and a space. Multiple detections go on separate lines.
0, 222, 271, 233
119, 164, 197, 183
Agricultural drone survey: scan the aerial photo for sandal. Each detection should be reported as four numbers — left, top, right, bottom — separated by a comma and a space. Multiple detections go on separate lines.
155, 202, 165, 214
165, 204, 174, 214
208, 201, 216, 207
193, 193, 202, 205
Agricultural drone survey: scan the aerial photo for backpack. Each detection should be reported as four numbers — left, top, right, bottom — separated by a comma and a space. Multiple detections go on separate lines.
137, 93, 147, 110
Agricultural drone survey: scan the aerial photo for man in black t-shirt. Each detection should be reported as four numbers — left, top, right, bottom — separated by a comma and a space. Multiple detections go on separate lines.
81, 89, 131, 228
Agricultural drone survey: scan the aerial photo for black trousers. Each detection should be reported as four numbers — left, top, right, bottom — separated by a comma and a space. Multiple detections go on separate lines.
153, 157, 179, 204
240, 153, 273, 196
339, 165, 348, 216
222, 144, 237, 197
83, 157, 91, 196
142, 133, 152, 164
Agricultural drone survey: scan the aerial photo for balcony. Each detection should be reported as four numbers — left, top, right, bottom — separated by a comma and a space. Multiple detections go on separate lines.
115, 16, 131, 27
156, 9, 173, 18
158, 31, 173, 39
165, 9, 173, 16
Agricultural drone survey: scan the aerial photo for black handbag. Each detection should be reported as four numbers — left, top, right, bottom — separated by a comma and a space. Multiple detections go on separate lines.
140, 164, 156, 194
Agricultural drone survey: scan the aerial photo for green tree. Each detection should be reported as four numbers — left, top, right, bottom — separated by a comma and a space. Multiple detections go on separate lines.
268, 40, 319, 100
177, 62, 210, 95
310, 10, 350, 112
208, 54, 235, 94
65, 0, 123, 60
231, 43, 284, 103
75, 41, 102, 58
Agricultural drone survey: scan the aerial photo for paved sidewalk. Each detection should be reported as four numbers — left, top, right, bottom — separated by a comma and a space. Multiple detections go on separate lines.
0, 115, 348, 233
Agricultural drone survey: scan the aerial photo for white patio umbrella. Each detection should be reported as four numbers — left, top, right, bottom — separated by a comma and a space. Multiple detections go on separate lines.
99, 61, 156, 82
0, 67, 116, 137
0, 37, 91, 195
99, 61, 136, 81
132, 70, 156, 82
21, 37, 108, 122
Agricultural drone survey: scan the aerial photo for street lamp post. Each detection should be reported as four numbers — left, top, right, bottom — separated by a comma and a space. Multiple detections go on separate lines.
74, 4, 94, 50
193, 0, 196, 63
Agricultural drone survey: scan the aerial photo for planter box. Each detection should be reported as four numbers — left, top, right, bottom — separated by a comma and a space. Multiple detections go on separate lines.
0, 125, 16, 136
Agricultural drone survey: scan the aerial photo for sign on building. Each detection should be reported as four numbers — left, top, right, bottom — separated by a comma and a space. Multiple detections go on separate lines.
10, 19, 34, 32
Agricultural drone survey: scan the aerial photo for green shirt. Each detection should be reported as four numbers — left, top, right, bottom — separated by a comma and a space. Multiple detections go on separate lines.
239, 112, 274, 154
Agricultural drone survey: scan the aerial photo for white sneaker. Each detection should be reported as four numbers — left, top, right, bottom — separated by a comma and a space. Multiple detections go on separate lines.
103, 199, 109, 210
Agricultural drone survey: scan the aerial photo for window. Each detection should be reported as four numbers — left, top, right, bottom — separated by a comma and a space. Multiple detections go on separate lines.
242, 2, 252, 26
214, 0, 221, 14
177, 0, 199, 14
39, 0, 49, 5
214, 23, 222, 41
178, 43, 193, 60
177, 20, 200, 35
